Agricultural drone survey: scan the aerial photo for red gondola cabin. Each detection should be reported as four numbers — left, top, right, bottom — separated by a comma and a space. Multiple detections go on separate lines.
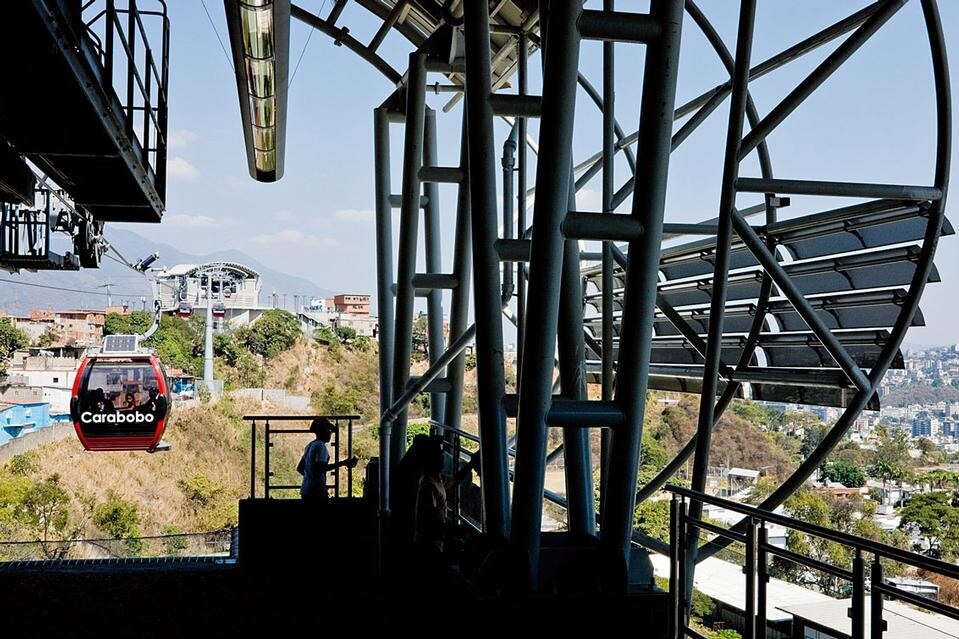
70, 350, 170, 452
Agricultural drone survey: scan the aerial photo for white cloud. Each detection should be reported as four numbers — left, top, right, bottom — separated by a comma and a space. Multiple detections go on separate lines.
169, 129, 199, 149
333, 209, 375, 223
168, 156, 200, 180
163, 214, 222, 229
250, 230, 340, 249
575, 188, 602, 212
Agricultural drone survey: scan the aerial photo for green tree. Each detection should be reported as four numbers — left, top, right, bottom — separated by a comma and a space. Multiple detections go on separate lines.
313, 325, 335, 344
745, 476, 778, 505
177, 474, 236, 531
103, 310, 153, 336
777, 489, 855, 594
633, 499, 670, 543
335, 326, 357, 344
239, 309, 301, 357
161, 524, 189, 554
899, 492, 959, 560
312, 383, 359, 416
93, 490, 143, 555
822, 460, 866, 488
142, 314, 203, 374
637, 432, 670, 486
729, 400, 774, 427
869, 426, 912, 504
800, 422, 830, 459
0, 318, 28, 375
917, 469, 959, 491
6, 452, 40, 477
14, 474, 79, 559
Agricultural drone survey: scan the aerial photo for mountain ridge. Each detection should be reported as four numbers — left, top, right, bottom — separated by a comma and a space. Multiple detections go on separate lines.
0, 227, 335, 315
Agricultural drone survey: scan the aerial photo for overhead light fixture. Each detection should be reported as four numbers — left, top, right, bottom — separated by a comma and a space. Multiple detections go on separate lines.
224, 0, 290, 182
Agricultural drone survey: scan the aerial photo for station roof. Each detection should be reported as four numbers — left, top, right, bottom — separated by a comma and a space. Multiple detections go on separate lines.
649, 554, 834, 622
780, 597, 959, 638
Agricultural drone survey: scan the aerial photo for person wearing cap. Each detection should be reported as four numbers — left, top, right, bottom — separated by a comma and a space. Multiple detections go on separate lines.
297, 417, 358, 500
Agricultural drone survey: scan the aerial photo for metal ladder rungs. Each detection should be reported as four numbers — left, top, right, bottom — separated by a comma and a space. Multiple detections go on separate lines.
419, 165, 465, 184
388, 194, 430, 208
409, 376, 453, 394
563, 211, 644, 242
495, 238, 531, 262
502, 394, 624, 427
489, 94, 542, 118
577, 9, 661, 43
411, 273, 459, 289
735, 177, 943, 202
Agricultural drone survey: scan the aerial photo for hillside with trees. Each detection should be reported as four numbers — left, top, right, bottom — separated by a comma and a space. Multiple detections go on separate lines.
0, 311, 437, 559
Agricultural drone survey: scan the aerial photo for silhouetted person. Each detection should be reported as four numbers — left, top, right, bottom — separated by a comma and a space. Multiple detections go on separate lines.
414, 444, 447, 554
297, 417, 358, 500
393, 434, 441, 546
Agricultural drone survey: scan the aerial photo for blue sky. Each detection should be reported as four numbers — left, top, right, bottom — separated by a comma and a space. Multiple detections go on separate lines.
114, 1, 959, 345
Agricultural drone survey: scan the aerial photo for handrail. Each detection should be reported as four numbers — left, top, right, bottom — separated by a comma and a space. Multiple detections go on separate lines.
665, 485, 959, 639
80, 1, 169, 187
244, 414, 361, 500
666, 483, 959, 578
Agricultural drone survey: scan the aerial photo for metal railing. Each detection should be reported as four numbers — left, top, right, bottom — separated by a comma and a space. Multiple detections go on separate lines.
82, 0, 170, 190
665, 485, 959, 639
430, 419, 483, 533
243, 415, 360, 499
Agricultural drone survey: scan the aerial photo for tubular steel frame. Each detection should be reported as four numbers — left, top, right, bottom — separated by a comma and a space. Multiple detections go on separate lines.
287, 0, 951, 593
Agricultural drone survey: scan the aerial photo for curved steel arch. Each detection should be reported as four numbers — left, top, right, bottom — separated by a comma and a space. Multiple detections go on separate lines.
277, 0, 951, 591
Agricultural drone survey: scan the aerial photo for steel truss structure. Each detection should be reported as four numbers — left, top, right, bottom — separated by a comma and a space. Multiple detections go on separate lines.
283, 0, 951, 592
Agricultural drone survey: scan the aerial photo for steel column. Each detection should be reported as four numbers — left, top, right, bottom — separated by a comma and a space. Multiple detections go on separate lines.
599, 0, 616, 517
516, 32, 529, 380
373, 106, 396, 518
462, 0, 509, 541
601, 0, 684, 572
389, 53, 428, 470
423, 108, 447, 423
442, 116, 473, 436
686, 0, 757, 590
511, 0, 583, 584
852, 551, 865, 639
559, 181, 594, 536
871, 556, 885, 639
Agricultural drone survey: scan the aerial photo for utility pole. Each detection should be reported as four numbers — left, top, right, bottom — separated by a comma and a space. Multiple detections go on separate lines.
204, 275, 214, 385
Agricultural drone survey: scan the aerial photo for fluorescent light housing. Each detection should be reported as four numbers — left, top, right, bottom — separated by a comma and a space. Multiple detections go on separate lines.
224, 0, 289, 182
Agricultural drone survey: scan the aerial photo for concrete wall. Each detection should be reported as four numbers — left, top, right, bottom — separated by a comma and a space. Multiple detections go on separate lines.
0, 422, 74, 464
230, 389, 310, 411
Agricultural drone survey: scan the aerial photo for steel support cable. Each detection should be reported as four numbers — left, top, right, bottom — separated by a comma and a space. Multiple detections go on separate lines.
695, 0, 951, 563
615, 2, 886, 152
604, 0, 779, 382
630, 0, 780, 508
683, 0, 759, 590
606, 1, 886, 209
290, 4, 402, 84
737, 0, 908, 160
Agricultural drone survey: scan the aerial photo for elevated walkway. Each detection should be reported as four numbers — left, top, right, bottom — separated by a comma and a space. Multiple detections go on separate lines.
0, 1, 168, 222
0, 497, 668, 635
